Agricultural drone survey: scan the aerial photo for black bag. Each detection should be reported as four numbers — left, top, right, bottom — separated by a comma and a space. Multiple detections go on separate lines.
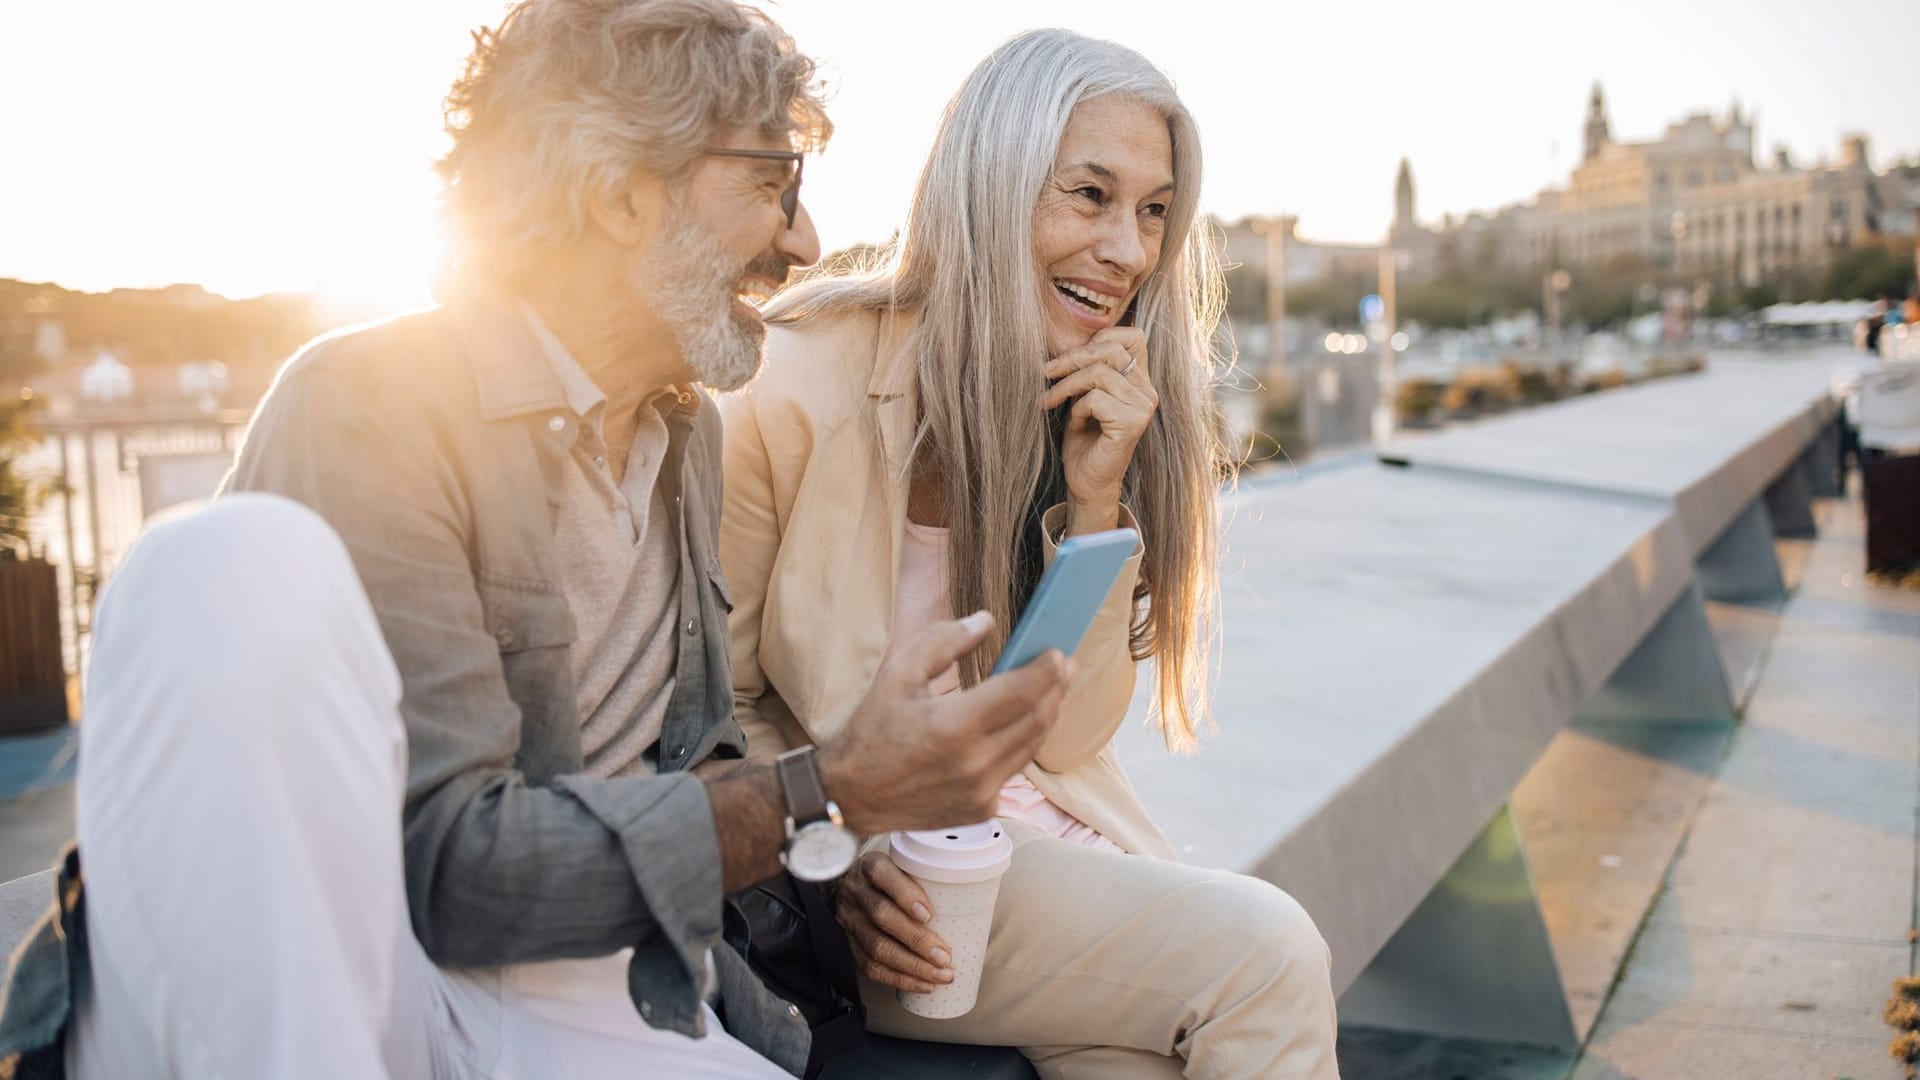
725, 872, 866, 1079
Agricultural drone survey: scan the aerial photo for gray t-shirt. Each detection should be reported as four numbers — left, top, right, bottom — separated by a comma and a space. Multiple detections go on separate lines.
523, 307, 683, 778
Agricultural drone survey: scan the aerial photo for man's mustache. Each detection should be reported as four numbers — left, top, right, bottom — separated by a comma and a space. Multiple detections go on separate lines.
742, 252, 795, 290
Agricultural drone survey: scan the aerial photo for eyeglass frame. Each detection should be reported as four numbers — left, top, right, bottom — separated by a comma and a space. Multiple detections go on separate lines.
702, 148, 805, 229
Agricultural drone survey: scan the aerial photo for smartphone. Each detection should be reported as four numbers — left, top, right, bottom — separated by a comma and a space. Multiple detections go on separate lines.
990, 527, 1139, 675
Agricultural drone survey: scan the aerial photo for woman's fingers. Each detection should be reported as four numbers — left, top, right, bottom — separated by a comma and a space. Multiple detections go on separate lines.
864, 854, 938, 930
860, 868, 951, 966
840, 907, 950, 992
1042, 360, 1143, 410
838, 853, 952, 967
1046, 328, 1148, 383
1044, 343, 1129, 382
1070, 387, 1134, 431
1094, 327, 1150, 383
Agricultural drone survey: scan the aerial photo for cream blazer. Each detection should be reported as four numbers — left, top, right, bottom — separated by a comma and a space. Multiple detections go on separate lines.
718, 308, 1176, 860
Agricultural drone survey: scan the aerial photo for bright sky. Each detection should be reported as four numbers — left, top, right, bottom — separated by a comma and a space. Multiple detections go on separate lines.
4, 0, 1915, 309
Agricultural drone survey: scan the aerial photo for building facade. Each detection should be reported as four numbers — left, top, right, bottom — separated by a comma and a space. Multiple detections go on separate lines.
1441, 86, 1899, 290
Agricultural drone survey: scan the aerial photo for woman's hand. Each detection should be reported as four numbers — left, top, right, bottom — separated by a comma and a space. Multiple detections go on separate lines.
833, 850, 956, 993
1041, 326, 1157, 535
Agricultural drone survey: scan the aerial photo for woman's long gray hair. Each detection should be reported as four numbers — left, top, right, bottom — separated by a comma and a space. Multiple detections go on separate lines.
765, 28, 1228, 751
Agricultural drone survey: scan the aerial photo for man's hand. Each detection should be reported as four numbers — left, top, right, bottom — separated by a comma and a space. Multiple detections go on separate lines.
816, 611, 1072, 836
835, 850, 953, 993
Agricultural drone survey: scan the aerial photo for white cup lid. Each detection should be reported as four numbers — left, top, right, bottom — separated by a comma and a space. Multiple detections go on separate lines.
889, 820, 1014, 884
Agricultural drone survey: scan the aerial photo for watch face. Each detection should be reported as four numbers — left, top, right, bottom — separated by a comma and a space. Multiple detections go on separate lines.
785, 821, 858, 882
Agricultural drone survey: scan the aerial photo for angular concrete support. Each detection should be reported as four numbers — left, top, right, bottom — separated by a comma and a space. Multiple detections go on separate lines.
1338, 807, 1580, 1051
1763, 459, 1817, 539
1802, 419, 1843, 498
1696, 500, 1786, 604
1577, 583, 1738, 725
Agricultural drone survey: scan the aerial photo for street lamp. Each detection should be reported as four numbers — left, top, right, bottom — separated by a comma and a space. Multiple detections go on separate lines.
1373, 247, 1399, 445
1544, 270, 1572, 350
1248, 216, 1289, 384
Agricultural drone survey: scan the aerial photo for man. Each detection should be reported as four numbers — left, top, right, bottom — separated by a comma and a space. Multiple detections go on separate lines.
0, 1, 1072, 1076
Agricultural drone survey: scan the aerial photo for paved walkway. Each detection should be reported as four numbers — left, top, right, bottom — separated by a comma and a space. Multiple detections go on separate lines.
1572, 491, 1920, 1079
0, 725, 74, 883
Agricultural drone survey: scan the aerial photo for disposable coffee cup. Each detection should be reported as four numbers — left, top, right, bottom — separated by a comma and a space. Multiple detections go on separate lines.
887, 820, 1014, 1019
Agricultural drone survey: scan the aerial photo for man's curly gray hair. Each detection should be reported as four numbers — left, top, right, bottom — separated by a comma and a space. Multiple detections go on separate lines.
437, 0, 831, 281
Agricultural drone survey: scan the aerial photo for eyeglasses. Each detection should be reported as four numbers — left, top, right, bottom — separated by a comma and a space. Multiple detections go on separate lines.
703, 148, 804, 229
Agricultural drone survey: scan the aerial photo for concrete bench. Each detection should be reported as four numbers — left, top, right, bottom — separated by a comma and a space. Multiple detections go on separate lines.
1379, 357, 1843, 602
1107, 356, 1837, 1051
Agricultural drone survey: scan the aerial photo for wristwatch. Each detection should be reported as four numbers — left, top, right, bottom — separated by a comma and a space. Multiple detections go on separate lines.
774, 746, 858, 882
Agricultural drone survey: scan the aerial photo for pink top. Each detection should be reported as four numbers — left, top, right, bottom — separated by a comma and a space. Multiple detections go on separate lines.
882, 521, 1124, 853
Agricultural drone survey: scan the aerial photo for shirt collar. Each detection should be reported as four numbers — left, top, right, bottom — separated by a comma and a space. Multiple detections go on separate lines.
521, 302, 608, 420
446, 288, 569, 422
516, 301, 702, 422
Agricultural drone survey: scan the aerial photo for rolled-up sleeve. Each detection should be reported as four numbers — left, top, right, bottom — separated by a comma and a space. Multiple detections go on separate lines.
223, 347, 723, 1036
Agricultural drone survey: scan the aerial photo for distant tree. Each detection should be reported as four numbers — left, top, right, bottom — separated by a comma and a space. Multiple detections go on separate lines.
1738, 283, 1781, 312
0, 279, 325, 370
1284, 273, 1372, 325
1221, 262, 1266, 325
1398, 277, 1485, 328
1817, 245, 1916, 301
0, 396, 44, 559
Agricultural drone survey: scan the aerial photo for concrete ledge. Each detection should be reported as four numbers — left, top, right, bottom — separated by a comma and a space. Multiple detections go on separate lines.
1378, 359, 1839, 558
1114, 462, 1689, 993
0, 868, 54, 961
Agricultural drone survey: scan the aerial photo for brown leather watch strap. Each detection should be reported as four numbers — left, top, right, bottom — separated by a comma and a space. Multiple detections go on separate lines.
774, 746, 830, 826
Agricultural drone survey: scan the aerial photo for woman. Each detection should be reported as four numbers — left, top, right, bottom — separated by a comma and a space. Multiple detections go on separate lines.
720, 29, 1339, 1079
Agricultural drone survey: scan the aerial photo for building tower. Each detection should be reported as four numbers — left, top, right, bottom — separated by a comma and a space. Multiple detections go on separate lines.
1393, 157, 1416, 236
1583, 83, 1611, 162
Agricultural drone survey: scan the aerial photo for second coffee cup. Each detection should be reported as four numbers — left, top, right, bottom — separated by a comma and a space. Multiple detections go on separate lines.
886, 820, 1014, 1019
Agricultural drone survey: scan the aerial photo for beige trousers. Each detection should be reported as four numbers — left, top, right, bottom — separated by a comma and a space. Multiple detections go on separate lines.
859, 823, 1341, 1079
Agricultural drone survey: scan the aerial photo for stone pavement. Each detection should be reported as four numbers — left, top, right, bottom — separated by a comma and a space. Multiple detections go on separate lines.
1338, 486, 1919, 1078
1569, 491, 1920, 1078
0, 725, 74, 883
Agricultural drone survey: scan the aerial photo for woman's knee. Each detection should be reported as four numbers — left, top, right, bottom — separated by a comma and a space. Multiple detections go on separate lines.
1198, 874, 1332, 985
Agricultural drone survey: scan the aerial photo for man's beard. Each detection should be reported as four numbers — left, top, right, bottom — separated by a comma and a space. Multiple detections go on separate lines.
636, 214, 785, 393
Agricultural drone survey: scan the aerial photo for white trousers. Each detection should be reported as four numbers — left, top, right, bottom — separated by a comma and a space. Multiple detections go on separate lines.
65, 494, 788, 1080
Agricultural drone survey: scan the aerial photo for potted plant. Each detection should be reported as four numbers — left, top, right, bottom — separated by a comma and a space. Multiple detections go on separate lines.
0, 393, 67, 735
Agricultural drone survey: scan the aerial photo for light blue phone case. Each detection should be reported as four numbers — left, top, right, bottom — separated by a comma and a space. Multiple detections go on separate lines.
990, 527, 1139, 674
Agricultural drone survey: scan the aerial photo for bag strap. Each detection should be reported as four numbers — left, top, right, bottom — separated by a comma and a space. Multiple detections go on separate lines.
793, 875, 866, 1077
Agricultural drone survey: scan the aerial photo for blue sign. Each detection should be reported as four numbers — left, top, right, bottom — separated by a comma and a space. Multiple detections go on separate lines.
1359, 294, 1385, 324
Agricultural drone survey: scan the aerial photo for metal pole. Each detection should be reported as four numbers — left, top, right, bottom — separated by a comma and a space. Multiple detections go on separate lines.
1542, 272, 1556, 350
81, 427, 103, 650
1265, 220, 1289, 385
57, 433, 81, 682
1374, 248, 1399, 445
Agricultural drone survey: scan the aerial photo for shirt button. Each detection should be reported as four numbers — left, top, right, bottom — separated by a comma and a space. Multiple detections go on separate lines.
594, 455, 606, 469
786, 1004, 801, 1018
684, 618, 697, 636
547, 415, 566, 433
673, 746, 687, 758
494, 626, 514, 648
639, 1001, 653, 1018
